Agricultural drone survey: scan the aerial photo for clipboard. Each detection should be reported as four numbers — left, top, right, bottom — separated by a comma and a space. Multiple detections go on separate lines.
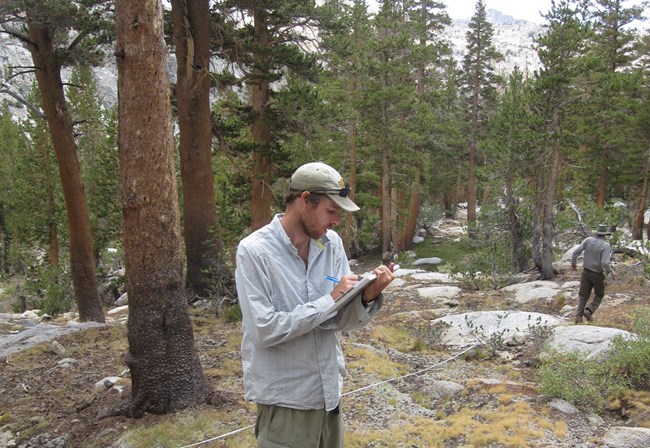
325, 273, 377, 315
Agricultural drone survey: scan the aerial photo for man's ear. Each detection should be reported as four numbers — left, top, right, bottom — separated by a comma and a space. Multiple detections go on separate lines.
301, 191, 311, 204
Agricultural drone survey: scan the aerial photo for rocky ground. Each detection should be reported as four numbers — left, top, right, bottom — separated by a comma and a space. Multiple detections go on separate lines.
0, 248, 649, 447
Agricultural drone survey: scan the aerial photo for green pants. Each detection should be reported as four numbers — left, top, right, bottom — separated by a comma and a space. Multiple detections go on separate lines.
255, 404, 343, 448
577, 268, 606, 320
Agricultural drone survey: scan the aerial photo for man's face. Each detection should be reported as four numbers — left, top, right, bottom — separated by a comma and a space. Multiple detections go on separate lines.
300, 195, 342, 240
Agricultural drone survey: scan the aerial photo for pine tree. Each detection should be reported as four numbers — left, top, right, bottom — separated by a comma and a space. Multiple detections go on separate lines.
114, 0, 212, 417
576, 0, 645, 206
171, 0, 231, 299
18, 85, 63, 269
67, 66, 120, 266
0, 102, 31, 273
531, 0, 591, 279
0, 0, 112, 322
304, 0, 373, 256
461, 0, 502, 233
487, 68, 535, 272
632, 32, 650, 239
216, 0, 322, 231
401, 0, 451, 251
371, 0, 420, 261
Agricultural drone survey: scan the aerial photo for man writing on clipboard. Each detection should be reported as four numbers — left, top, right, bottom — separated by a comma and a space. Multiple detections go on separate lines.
235, 161, 395, 448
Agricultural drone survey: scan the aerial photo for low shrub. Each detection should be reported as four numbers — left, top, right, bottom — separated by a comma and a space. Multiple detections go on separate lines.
538, 350, 624, 413
539, 312, 650, 413
607, 309, 650, 390
20, 265, 73, 316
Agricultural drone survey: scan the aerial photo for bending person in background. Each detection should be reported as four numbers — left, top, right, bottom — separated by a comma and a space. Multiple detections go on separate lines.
571, 224, 616, 324
235, 161, 395, 448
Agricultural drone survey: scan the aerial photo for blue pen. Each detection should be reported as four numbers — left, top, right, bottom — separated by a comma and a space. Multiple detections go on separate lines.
325, 275, 340, 284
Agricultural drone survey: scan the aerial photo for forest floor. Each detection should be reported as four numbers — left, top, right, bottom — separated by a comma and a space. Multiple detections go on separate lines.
0, 255, 649, 447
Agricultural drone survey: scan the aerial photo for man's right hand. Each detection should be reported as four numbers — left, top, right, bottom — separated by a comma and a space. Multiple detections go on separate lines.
331, 275, 359, 301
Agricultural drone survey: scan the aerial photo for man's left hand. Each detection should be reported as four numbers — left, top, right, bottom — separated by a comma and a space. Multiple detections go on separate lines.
362, 262, 396, 303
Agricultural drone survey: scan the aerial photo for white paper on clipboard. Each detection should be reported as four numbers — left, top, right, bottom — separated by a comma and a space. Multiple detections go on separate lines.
325, 273, 377, 316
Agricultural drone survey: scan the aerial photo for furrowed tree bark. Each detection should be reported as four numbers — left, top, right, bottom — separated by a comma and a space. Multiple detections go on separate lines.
249, 7, 273, 231
115, 0, 211, 417
171, 0, 229, 298
26, 21, 104, 323
402, 171, 422, 251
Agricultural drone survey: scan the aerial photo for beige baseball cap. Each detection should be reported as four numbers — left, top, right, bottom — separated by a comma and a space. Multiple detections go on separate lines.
289, 162, 360, 212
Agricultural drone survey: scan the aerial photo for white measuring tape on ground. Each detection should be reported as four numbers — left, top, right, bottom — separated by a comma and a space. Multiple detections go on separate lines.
178, 342, 480, 448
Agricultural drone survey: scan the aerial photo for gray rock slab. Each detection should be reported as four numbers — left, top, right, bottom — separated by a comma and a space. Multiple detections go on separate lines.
107, 305, 129, 315
417, 286, 461, 307
501, 280, 561, 303
544, 325, 636, 360
421, 380, 464, 399
0, 321, 106, 358
432, 311, 562, 348
560, 281, 580, 289
413, 257, 443, 266
393, 268, 426, 278
418, 286, 461, 299
549, 398, 580, 414
411, 272, 455, 283
502, 280, 559, 293
602, 427, 650, 448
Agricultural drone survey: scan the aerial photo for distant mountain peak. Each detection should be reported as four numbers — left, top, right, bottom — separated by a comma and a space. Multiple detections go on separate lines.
454, 9, 533, 26
486, 9, 529, 25
447, 12, 543, 75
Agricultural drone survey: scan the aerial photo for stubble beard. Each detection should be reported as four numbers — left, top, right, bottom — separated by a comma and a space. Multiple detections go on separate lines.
300, 212, 326, 241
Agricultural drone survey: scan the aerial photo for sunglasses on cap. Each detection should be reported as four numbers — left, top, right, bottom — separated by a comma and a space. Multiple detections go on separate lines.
309, 186, 351, 198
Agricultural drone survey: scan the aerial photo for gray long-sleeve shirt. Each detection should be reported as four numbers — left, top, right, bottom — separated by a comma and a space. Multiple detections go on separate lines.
235, 214, 382, 411
571, 236, 614, 275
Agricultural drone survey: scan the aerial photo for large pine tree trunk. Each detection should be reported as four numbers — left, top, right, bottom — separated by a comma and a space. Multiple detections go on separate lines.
115, 0, 211, 417
249, 8, 273, 231
26, 21, 104, 323
172, 0, 229, 298
402, 172, 421, 251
